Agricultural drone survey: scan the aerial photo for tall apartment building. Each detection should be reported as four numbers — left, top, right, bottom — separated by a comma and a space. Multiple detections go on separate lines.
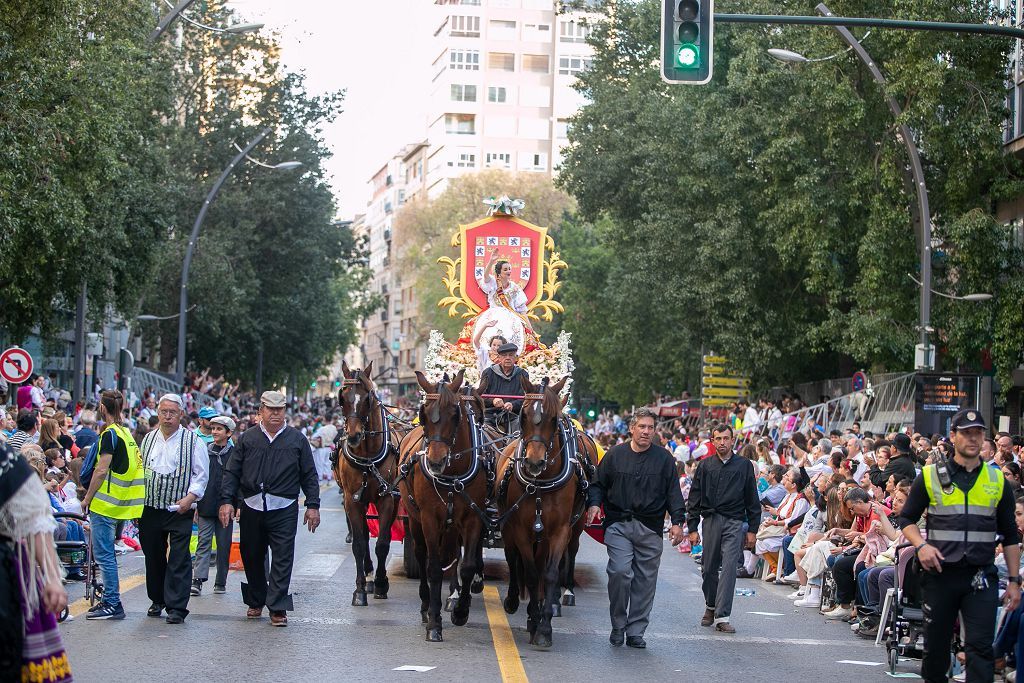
425, 0, 595, 196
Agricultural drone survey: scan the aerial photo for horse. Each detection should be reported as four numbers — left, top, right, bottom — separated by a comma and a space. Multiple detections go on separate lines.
397, 370, 490, 642
495, 375, 594, 648
334, 360, 401, 606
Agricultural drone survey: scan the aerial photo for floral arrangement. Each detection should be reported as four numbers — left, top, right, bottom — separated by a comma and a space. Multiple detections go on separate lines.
422, 329, 574, 397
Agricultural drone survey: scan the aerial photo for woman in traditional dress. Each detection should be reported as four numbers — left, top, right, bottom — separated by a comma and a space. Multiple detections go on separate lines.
457, 249, 540, 357
0, 441, 71, 682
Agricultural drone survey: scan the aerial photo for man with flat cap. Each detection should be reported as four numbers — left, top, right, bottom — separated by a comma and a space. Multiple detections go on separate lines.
898, 408, 1020, 682
219, 391, 320, 627
477, 342, 528, 431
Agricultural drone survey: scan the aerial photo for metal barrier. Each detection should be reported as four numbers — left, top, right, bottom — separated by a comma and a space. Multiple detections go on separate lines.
740, 372, 917, 443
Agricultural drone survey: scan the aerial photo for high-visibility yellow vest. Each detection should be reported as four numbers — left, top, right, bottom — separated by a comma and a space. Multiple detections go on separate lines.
89, 423, 144, 520
922, 462, 1003, 566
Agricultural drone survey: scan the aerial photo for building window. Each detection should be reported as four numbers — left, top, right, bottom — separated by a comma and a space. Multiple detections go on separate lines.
523, 22, 550, 40
521, 152, 547, 171
451, 84, 477, 102
444, 114, 476, 135
485, 152, 512, 169
456, 152, 476, 168
558, 55, 592, 76
450, 49, 480, 71
488, 86, 508, 103
488, 52, 515, 72
450, 15, 480, 37
522, 54, 550, 73
559, 19, 589, 43
489, 19, 516, 40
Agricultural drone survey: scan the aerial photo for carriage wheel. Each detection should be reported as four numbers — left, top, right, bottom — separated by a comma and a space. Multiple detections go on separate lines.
403, 520, 421, 580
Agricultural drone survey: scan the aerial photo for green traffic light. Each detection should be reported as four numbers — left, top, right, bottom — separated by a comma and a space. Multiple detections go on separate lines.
587, 409, 596, 418
310, 381, 316, 388
676, 43, 699, 69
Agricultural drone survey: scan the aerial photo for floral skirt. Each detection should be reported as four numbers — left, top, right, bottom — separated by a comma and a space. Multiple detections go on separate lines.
18, 557, 72, 683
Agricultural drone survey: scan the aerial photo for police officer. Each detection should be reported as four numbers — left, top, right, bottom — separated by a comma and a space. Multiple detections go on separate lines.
898, 408, 1021, 682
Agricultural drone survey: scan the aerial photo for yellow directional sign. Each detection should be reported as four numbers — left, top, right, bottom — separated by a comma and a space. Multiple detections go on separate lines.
703, 376, 750, 388
702, 355, 727, 365
702, 398, 740, 407
701, 386, 749, 398
702, 365, 728, 376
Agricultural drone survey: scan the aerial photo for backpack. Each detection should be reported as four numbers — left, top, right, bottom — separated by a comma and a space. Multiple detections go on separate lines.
80, 426, 118, 490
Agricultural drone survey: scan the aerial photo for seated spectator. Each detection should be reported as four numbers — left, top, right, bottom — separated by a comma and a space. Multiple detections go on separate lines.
821, 488, 890, 621
794, 484, 854, 607
743, 468, 808, 580
853, 488, 909, 638
783, 479, 826, 592
995, 496, 1024, 680
760, 465, 788, 507
1004, 463, 1023, 498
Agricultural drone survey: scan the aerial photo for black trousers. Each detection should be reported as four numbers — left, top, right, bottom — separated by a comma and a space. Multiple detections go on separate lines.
920, 564, 999, 683
239, 502, 298, 612
138, 506, 194, 617
832, 552, 863, 605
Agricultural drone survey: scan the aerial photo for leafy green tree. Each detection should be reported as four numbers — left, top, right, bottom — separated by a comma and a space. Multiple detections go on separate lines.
558, 0, 1024, 401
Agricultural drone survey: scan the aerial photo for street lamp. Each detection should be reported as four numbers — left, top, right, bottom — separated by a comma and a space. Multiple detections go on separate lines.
136, 305, 196, 322
148, 0, 264, 44
906, 275, 993, 302
768, 2, 935, 370
175, 129, 302, 386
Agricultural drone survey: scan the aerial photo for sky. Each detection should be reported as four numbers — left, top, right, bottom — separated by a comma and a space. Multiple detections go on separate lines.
227, 0, 434, 218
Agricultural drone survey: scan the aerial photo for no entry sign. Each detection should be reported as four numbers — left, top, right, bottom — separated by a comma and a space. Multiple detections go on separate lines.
0, 347, 34, 384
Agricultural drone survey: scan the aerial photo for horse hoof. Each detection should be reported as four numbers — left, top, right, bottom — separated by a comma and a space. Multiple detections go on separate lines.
503, 596, 519, 615
534, 632, 552, 649
552, 602, 562, 618
373, 590, 388, 599
421, 610, 429, 624
561, 592, 575, 607
365, 580, 375, 594
452, 604, 470, 626
426, 628, 443, 642
471, 575, 484, 594
445, 596, 456, 613
351, 591, 368, 607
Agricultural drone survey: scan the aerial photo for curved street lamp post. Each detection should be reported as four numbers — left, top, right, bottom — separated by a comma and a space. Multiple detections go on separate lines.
174, 129, 301, 386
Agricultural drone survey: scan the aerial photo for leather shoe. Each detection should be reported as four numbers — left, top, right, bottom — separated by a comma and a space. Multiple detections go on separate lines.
625, 636, 646, 649
246, 607, 263, 619
165, 613, 184, 624
147, 603, 164, 617
270, 610, 288, 627
715, 622, 736, 634
700, 608, 715, 627
609, 628, 624, 646
736, 568, 754, 579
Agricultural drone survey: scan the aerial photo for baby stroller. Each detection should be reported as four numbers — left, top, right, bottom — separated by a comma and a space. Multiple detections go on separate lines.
878, 543, 927, 675
53, 512, 102, 622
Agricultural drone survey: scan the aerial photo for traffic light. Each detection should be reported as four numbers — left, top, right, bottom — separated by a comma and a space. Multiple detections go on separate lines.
587, 409, 596, 419
310, 381, 316, 389
661, 0, 714, 85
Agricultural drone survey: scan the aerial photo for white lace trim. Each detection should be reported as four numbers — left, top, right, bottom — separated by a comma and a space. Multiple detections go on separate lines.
0, 476, 58, 540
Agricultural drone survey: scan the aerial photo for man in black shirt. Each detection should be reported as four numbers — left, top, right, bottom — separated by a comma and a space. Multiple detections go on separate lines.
585, 407, 686, 649
686, 423, 760, 634
477, 343, 527, 432
899, 408, 1020, 683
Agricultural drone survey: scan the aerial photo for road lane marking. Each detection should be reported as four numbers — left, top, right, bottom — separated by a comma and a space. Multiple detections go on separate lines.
293, 552, 345, 578
483, 585, 528, 683
837, 660, 883, 666
67, 574, 147, 618
747, 611, 784, 616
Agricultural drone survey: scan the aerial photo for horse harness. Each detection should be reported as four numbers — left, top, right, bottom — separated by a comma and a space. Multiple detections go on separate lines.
496, 407, 595, 544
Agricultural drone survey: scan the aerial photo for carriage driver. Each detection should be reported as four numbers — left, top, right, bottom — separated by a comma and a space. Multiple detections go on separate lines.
477, 342, 527, 432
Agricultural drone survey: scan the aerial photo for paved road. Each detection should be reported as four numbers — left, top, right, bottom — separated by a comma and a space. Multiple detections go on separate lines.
61, 487, 919, 682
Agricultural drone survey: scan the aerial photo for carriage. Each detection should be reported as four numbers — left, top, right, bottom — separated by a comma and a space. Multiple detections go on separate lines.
336, 197, 600, 646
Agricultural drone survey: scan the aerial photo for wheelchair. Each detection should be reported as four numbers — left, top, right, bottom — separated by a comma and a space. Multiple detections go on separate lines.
878, 543, 927, 675
53, 512, 102, 622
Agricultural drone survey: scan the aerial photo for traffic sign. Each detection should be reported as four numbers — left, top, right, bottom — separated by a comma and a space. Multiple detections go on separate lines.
702, 398, 739, 407
702, 355, 727, 365
852, 371, 867, 393
0, 347, 34, 384
702, 386, 748, 398
702, 365, 728, 375
703, 376, 750, 388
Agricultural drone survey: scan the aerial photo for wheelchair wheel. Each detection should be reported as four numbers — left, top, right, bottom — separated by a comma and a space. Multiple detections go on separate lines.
57, 606, 69, 623
887, 645, 899, 674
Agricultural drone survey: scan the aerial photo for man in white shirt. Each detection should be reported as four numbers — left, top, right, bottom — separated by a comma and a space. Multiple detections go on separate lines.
138, 394, 209, 624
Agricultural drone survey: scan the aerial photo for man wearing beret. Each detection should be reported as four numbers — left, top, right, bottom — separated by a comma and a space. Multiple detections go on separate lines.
219, 391, 320, 627
898, 408, 1020, 682
477, 342, 528, 431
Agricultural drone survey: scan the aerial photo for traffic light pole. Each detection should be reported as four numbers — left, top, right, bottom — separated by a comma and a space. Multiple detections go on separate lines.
714, 12, 1024, 41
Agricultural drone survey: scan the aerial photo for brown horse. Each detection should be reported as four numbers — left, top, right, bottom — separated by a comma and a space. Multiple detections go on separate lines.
495, 375, 592, 648
397, 370, 490, 642
334, 360, 401, 606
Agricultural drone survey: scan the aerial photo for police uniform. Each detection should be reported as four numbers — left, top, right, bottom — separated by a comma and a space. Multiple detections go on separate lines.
897, 409, 1021, 683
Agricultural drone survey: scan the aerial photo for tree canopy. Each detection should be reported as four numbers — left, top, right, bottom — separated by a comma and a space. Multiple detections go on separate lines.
558, 0, 1024, 401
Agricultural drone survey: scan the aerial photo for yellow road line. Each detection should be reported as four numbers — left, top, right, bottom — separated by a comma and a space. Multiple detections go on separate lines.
483, 585, 529, 683
68, 574, 147, 618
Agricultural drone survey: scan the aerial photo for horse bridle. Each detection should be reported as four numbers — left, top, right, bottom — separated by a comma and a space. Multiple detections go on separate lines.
518, 392, 558, 472
341, 376, 387, 444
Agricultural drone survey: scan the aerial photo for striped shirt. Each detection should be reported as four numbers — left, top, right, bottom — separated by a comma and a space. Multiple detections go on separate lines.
141, 427, 209, 510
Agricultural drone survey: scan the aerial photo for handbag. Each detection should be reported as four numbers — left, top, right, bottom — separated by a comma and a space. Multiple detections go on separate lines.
756, 523, 787, 540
